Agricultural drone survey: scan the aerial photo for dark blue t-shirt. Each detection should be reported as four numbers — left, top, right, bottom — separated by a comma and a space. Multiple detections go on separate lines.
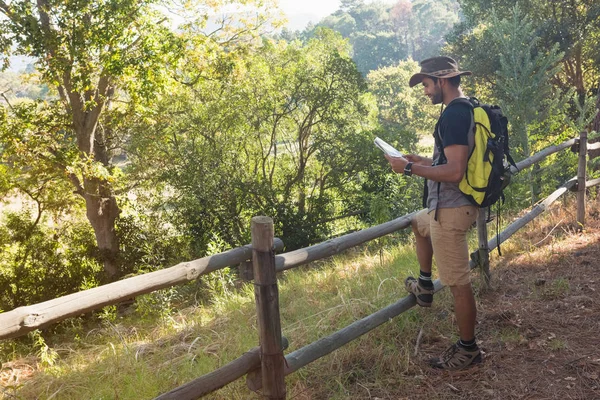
426, 98, 474, 211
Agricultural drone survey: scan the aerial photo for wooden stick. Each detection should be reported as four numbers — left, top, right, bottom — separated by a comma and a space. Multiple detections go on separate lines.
275, 213, 414, 272
586, 178, 600, 188
510, 138, 576, 173
479, 178, 576, 258
414, 328, 424, 357
587, 141, 600, 151
251, 216, 286, 399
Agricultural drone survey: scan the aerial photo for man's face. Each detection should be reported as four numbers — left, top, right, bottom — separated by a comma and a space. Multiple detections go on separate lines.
422, 77, 443, 105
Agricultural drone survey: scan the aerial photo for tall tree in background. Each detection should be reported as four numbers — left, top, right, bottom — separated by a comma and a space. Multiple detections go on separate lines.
488, 6, 564, 158
317, 0, 460, 74
0, 0, 275, 280
367, 59, 433, 144
451, 0, 600, 103
408, 0, 460, 61
488, 6, 565, 204
127, 29, 380, 251
0, 0, 181, 280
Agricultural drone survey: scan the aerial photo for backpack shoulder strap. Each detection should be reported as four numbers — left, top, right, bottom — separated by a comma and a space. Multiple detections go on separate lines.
434, 97, 475, 160
448, 97, 475, 109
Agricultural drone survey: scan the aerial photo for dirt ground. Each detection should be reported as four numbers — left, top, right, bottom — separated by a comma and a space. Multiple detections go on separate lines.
394, 213, 600, 400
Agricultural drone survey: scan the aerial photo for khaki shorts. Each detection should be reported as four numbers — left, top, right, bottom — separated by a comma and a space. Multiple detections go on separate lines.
413, 206, 478, 286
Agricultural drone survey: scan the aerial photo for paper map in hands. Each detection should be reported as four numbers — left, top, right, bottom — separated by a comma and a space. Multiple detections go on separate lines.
374, 137, 404, 158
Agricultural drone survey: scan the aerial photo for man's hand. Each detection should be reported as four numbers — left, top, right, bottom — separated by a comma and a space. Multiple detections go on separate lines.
404, 154, 433, 166
385, 145, 467, 182
384, 154, 409, 174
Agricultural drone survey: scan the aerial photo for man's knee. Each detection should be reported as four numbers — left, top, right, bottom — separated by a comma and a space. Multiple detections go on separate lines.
448, 282, 474, 297
411, 217, 420, 234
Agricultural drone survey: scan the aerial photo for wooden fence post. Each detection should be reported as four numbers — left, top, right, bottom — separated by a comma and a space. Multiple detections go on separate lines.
577, 130, 588, 230
476, 208, 490, 290
238, 260, 254, 281
251, 216, 286, 399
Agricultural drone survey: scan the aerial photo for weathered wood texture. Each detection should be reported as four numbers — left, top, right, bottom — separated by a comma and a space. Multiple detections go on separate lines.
252, 216, 286, 399
511, 138, 576, 173
577, 131, 588, 230
587, 141, 600, 152
154, 347, 261, 400
238, 260, 254, 281
586, 177, 600, 187
275, 213, 414, 272
0, 239, 283, 340
249, 176, 578, 392
480, 178, 577, 258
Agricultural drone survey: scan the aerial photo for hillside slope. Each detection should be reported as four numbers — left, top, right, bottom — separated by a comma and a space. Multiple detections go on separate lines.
357, 203, 600, 400
1, 200, 599, 399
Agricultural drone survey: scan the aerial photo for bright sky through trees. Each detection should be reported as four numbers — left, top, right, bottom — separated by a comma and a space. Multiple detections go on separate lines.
279, 0, 396, 30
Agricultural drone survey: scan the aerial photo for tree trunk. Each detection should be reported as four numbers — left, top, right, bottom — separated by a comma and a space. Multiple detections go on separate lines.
85, 191, 120, 280
69, 82, 122, 281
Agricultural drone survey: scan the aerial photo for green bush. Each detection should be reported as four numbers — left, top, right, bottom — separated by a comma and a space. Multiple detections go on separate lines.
115, 212, 193, 276
0, 211, 102, 311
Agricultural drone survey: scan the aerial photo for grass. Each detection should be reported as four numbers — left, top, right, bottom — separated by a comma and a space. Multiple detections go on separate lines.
2, 198, 588, 399
2, 241, 450, 399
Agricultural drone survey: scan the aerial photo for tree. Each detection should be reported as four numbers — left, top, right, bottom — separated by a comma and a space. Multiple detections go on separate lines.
408, 0, 460, 60
127, 29, 381, 251
367, 58, 433, 144
451, 0, 600, 102
365, 59, 432, 219
0, 0, 277, 280
0, 0, 183, 280
351, 31, 407, 74
488, 6, 564, 158
315, 0, 460, 74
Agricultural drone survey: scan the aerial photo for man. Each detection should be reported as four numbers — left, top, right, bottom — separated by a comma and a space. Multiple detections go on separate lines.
385, 56, 480, 370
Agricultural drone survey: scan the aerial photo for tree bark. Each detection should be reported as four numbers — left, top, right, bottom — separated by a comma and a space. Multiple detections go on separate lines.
70, 81, 122, 281
85, 191, 121, 280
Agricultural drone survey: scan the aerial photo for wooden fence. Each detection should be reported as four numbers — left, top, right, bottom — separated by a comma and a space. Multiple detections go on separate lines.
0, 131, 597, 399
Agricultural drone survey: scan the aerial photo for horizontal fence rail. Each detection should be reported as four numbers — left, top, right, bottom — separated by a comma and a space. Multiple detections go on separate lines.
511, 138, 576, 173
275, 213, 415, 272
159, 133, 600, 398
0, 239, 283, 340
476, 177, 577, 260
155, 347, 261, 400
247, 175, 600, 392
587, 141, 600, 151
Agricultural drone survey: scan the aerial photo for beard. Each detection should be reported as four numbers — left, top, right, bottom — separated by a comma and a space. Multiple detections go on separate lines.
430, 86, 443, 104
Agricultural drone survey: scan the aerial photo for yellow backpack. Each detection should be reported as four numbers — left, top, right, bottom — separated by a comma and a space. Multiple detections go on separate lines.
440, 97, 517, 208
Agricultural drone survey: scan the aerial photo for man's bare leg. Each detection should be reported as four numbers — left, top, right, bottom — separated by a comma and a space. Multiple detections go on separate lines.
407, 220, 436, 307
449, 283, 476, 341
427, 283, 480, 370
411, 219, 433, 274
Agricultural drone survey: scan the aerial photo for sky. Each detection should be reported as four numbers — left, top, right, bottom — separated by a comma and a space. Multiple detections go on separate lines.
278, 0, 396, 31
278, 0, 341, 30
6, 0, 396, 71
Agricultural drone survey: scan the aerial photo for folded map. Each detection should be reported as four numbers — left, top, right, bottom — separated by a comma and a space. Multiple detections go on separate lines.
374, 137, 404, 158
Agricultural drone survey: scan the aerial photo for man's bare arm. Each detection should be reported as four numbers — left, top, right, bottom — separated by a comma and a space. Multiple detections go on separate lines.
386, 144, 468, 183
